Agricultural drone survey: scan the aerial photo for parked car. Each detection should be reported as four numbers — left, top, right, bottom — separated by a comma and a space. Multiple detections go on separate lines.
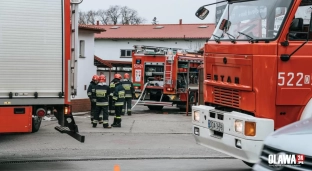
253, 117, 312, 171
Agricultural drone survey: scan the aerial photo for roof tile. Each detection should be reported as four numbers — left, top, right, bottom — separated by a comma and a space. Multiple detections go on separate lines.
93, 24, 215, 39
79, 25, 106, 32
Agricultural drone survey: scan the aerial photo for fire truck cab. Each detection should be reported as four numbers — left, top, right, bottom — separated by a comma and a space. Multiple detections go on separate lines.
132, 45, 203, 111
192, 0, 312, 167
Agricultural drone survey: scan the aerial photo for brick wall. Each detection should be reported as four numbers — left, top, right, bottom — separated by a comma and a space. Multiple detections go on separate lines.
71, 99, 91, 113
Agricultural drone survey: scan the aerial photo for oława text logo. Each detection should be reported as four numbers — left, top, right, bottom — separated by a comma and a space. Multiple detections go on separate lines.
268, 152, 305, 167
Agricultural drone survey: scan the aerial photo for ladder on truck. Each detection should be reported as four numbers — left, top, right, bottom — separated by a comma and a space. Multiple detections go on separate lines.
55, 1, 84, 143
164, 49, 174, 85
133, 45, 187, 55
70, 2, 78, 97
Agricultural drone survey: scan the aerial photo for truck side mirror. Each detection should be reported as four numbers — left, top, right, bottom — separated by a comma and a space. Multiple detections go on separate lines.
195, 7, 209, 20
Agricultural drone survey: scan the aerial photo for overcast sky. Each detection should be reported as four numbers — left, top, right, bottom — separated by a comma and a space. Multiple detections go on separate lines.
79, 0, 217, 24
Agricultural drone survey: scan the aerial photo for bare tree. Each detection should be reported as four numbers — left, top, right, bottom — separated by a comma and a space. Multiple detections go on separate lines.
78, 5, 146, 25
106, 5, 121, 25
97, 9, 110, 25
152, 17, 158, 25
120, 6, 146, 25
85, 10, 97, 25
132, 17, 146, 25
78, 11, 88, 25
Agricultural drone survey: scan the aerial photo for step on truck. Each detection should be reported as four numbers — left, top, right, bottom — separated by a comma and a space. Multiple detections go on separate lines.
0, 0, 84, 142
192, 0, 312, 167
132, 45, 203, 111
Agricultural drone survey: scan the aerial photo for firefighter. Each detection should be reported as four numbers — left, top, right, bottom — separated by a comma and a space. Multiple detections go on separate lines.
93, 75, 111, 128
122, 73, 134, 116
109, 75, 119, 116
87, 75, 99, 124
111, 74, 125, 127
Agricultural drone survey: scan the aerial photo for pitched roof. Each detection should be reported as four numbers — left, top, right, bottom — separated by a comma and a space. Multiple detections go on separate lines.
94, 56, 132, 68
94, 55, 112, 68
79, 25, 106, 33
93, 23, 215, 39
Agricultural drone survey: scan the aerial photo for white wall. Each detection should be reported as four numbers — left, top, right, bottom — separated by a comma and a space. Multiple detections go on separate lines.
94, 39, 206, 61
74, 30, 97, 99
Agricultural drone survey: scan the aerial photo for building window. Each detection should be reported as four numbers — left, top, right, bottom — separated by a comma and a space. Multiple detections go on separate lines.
79, 40, 85, 58
120, 49, 134, 58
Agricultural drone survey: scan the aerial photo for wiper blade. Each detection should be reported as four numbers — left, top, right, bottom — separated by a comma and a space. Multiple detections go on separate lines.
237, 31, 254, 42
225, 32, 236, 43
212, 34, 221, 43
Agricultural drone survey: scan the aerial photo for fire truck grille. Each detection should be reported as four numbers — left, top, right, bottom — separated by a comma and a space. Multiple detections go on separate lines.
207, 74, 211, 79
213, 87, 240, 108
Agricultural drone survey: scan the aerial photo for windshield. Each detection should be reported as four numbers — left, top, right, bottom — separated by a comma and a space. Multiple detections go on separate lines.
212, 0, 293, 41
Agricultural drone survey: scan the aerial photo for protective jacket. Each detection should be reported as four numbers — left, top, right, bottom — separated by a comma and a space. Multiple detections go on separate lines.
121, 79, 134, 98
109, 78, 119, 97
112, 82, 126, 106
95, 83, 110, 106
87, 81, 97, 102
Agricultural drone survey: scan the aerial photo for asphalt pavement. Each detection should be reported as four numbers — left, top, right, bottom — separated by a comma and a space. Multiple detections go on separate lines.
0, 105, 251, 171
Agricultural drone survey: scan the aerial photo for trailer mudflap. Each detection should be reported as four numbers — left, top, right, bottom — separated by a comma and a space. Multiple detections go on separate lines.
55, 113, 85, 143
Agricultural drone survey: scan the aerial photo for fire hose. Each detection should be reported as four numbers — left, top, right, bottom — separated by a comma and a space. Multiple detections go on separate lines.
131, 81, 149, 110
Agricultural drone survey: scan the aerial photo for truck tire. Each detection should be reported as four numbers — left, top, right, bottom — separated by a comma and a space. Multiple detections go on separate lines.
242, 160, 254, 167
32, 116, 42, 133
147, 106, 164, 110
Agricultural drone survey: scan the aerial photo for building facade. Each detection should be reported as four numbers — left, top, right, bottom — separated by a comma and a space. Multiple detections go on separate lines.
92, 20, 214, 84
71, 25, 106, 112
93, 20, 214, 62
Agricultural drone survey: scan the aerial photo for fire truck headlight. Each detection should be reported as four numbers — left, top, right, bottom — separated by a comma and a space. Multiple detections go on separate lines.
235, 120, 243, 133
193, 110, 200, 121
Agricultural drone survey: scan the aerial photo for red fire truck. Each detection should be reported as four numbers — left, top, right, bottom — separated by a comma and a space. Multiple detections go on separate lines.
132, 45, 203, 111
192, 0, 312, 167
0, 0, 84, 142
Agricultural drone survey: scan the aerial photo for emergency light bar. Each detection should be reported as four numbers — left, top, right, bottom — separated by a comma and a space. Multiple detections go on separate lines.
133, 45, 188, 54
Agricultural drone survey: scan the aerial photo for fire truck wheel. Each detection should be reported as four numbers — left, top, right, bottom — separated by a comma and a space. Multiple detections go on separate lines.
32, 116, 42, 133
147, 106, 164, 110
242, 161, 254, 167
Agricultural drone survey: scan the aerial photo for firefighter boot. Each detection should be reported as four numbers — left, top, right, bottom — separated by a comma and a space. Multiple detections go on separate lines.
127, 111, 131, 116
110, 117, 117, 127
112, 118, 121, 127
92, 120, 98, 128
103, 123, 111, 129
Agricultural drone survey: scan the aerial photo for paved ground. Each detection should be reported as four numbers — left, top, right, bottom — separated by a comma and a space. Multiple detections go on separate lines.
0, 105, 251, 170
0, 159, 251, 171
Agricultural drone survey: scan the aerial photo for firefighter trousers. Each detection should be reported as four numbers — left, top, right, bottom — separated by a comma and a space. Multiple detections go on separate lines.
93, 105, 109, 124
108, 96, 115, 115
115, 105, 123, 118
123, 98, 132, 115
90, 101, 96, 121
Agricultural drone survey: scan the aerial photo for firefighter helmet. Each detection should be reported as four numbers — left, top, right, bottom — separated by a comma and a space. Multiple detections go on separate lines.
92, 75, 99, 81
99, 75, 106, 83
124, 73, 130, 79
114, 74, 122, 79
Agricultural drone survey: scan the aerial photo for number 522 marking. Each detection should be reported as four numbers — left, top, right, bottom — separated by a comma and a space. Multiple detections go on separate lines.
278, 72, 310, 86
